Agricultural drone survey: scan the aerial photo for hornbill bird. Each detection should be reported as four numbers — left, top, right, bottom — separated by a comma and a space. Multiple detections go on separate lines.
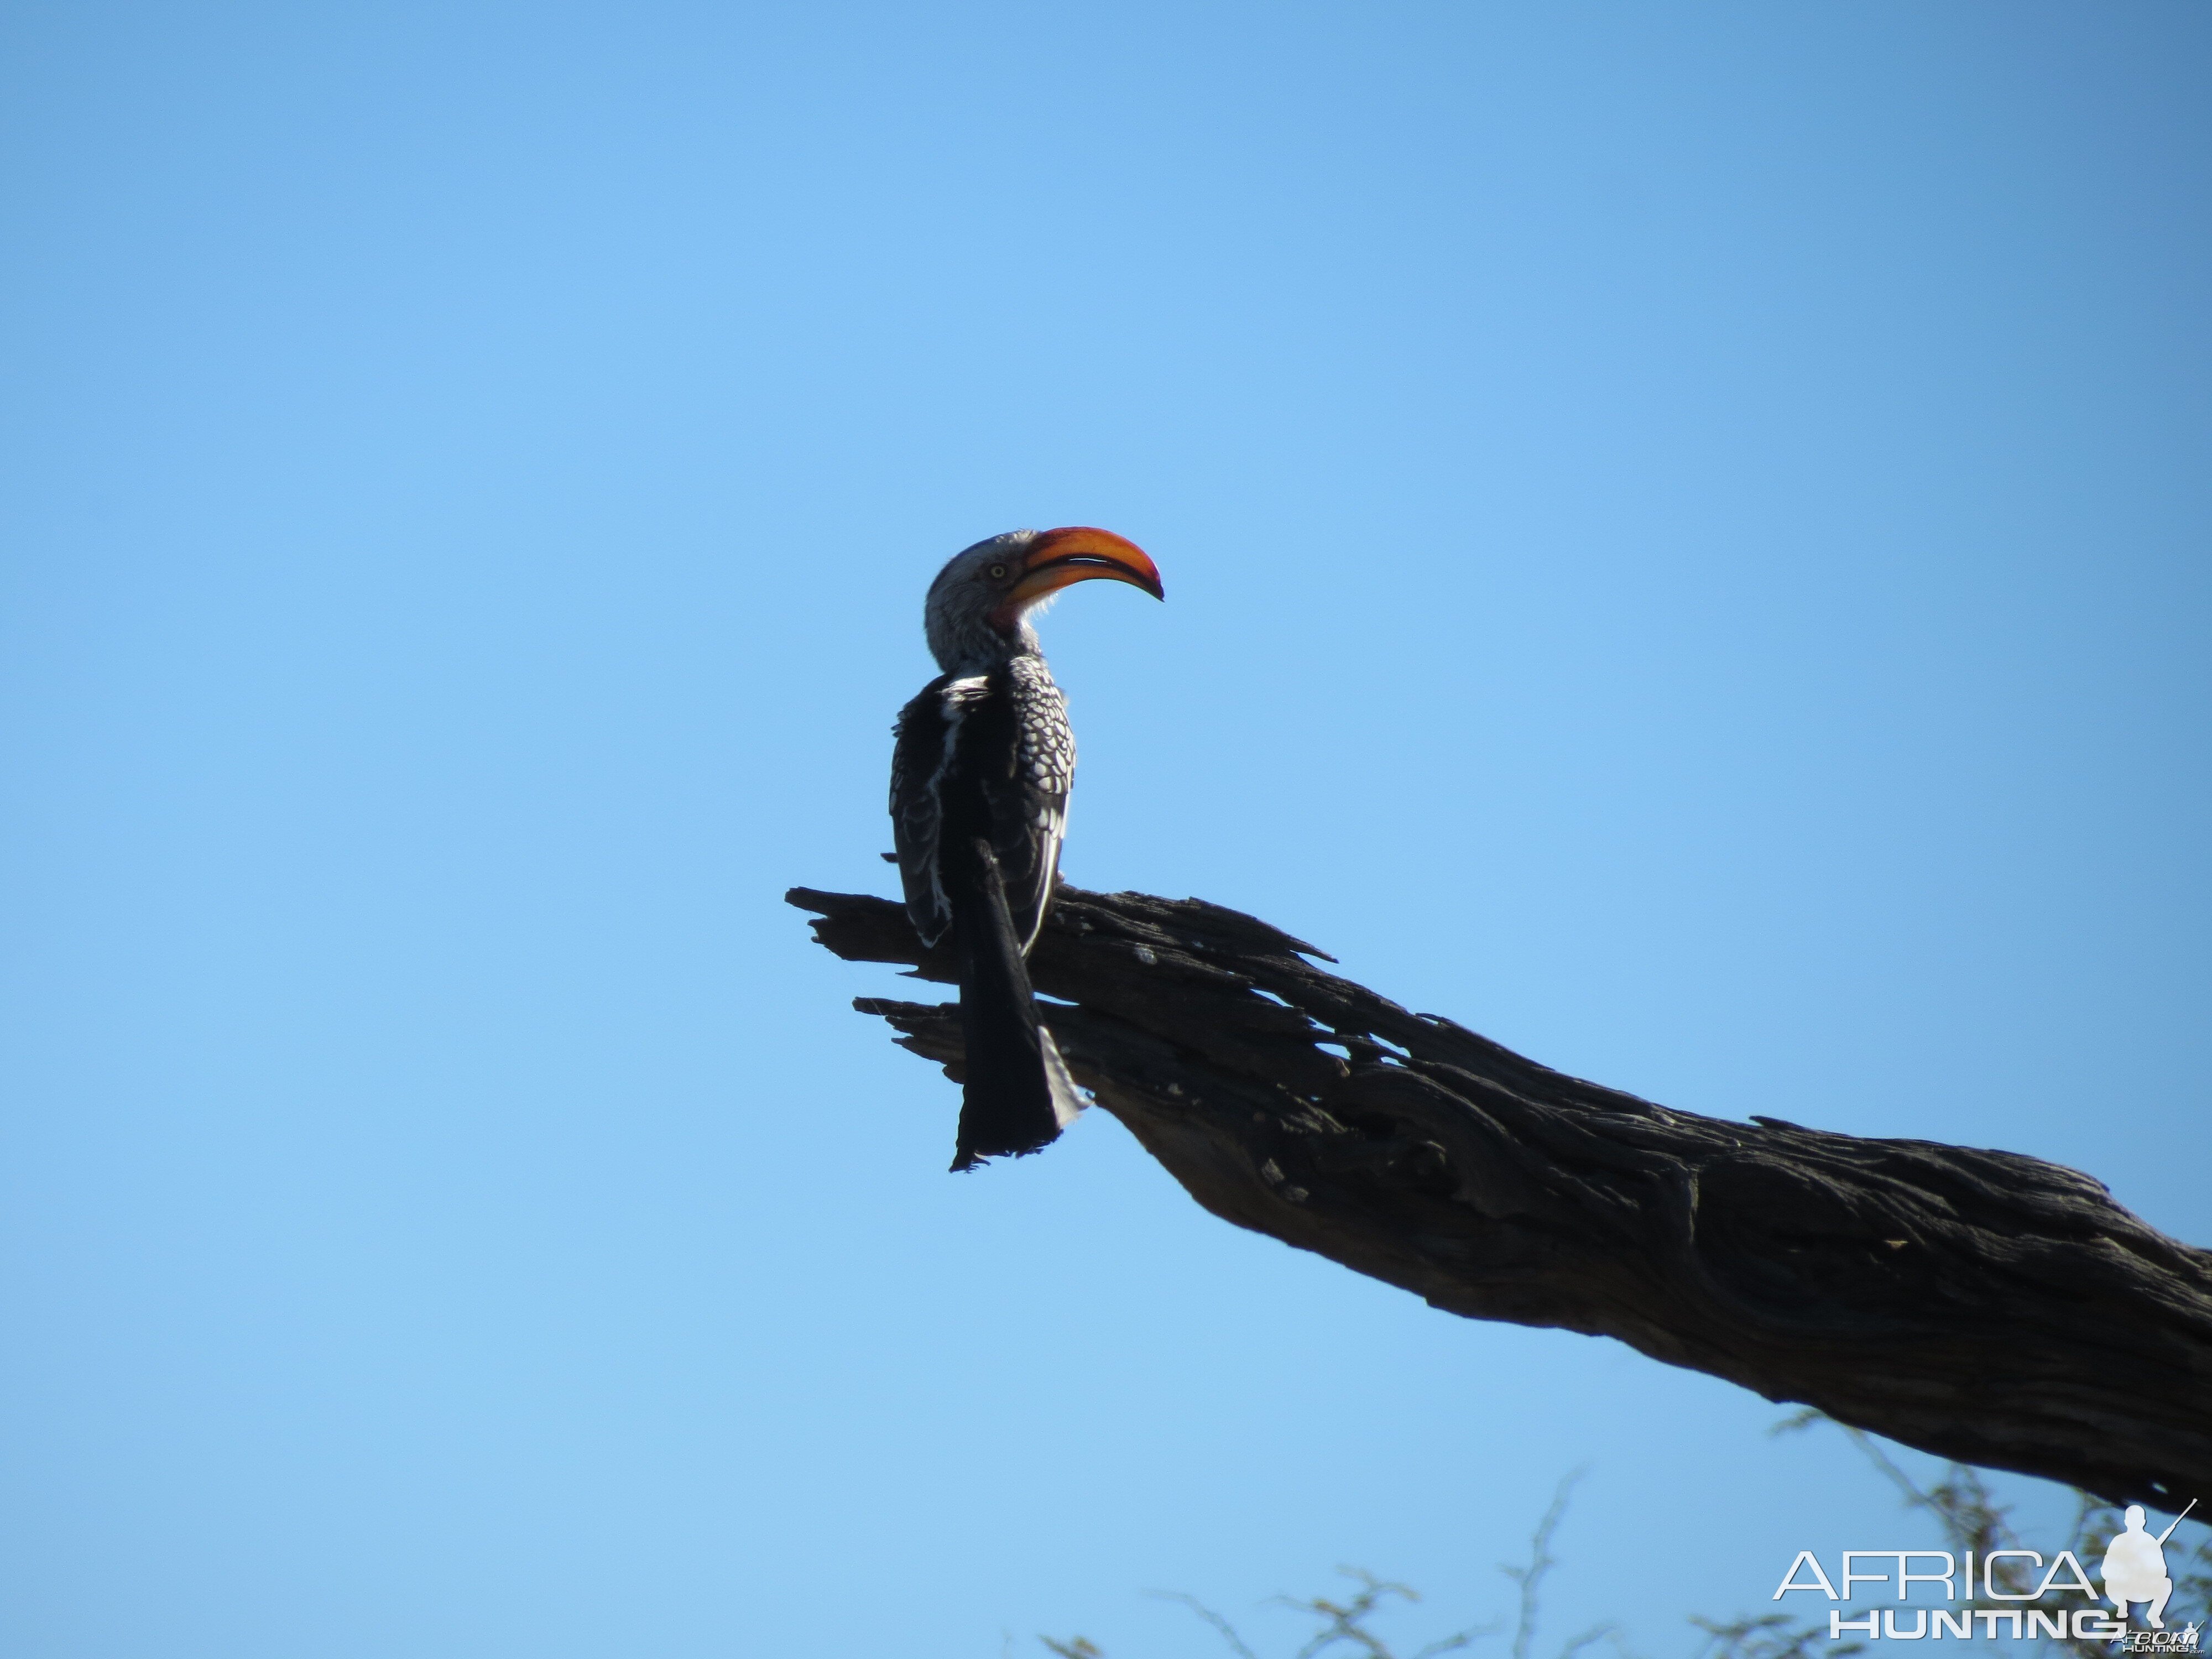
889, 526, 1164, 1171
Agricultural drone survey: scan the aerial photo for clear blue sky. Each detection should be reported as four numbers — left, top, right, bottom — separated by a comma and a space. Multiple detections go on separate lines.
3, 3, 2206, 1655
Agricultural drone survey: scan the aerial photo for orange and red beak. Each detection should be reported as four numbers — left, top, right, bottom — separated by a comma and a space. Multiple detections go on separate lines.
993, 527, 1164, 626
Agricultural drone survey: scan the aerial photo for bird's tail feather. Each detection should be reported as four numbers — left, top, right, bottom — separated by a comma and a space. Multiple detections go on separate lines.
1038, 1027, 1084, 1133
948, 838, 1084, 1172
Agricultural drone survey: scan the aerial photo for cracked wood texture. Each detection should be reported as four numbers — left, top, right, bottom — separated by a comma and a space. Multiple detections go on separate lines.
789, 882, 2212, 1506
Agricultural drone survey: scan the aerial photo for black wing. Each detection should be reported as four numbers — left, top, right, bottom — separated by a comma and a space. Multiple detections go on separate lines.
889, 672, 978, 948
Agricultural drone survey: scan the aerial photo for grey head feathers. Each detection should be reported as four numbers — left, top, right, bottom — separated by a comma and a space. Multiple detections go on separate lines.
924, 530, 1047, 674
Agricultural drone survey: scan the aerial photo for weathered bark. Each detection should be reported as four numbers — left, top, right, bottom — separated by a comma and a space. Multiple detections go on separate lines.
789, 882, 2212, 1507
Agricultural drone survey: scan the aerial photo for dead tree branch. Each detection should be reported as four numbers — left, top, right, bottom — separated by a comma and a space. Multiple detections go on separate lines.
788, 882, 2212, 1506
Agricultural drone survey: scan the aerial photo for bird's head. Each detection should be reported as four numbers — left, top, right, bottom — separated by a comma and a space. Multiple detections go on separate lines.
923, 526, 1163, 671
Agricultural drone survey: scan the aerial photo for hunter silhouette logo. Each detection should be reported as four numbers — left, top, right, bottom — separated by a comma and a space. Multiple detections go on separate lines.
2106, 1503, 2193, 1631
1773, 1498, 2200, 1646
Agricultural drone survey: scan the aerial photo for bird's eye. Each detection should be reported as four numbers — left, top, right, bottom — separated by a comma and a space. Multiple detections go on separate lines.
988, 562, 1009, 580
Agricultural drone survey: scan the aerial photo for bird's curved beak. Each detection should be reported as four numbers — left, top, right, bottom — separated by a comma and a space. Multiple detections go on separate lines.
995, 527, 1164, 624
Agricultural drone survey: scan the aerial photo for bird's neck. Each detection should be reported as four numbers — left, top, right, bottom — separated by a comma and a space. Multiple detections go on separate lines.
932, 617, 1043, 676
